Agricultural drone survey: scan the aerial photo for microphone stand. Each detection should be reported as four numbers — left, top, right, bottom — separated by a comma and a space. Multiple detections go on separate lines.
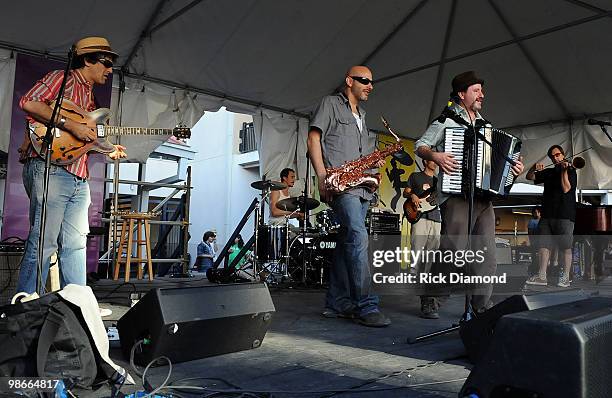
35, 46, 76, 295
302, 152, 312, 284
597, 124, 612, 143
409, 109, 518, 343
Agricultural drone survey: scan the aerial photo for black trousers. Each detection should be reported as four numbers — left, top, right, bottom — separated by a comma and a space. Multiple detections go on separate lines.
424, 196, 497, 312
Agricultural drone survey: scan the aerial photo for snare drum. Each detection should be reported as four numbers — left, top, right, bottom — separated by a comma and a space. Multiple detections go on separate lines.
256, 225, 288, 262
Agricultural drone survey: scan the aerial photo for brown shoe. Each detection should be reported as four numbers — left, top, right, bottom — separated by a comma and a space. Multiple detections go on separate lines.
420, 297, 439, 319
356, 311, 391, 327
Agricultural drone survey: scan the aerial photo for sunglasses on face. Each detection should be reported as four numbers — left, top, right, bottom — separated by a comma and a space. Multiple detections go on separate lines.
350, 76, 374, 85
98, 58, 114, 68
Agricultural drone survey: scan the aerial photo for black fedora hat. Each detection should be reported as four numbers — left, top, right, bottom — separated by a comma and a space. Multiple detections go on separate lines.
451, 71, 484, 94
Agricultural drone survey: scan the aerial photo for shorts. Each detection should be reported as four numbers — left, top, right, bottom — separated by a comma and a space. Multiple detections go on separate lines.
537, 218, 574, 250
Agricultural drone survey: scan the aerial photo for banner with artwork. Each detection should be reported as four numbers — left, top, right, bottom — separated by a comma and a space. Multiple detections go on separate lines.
376, 135, 417, 269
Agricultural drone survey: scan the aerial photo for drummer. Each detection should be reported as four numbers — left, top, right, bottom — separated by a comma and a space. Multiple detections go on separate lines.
269, 168, 304, 228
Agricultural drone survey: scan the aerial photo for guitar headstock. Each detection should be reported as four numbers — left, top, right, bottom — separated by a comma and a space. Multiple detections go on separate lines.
173, 125, 191, 139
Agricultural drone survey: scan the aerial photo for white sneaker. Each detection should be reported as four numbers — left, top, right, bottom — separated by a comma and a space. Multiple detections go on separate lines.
557, 271, 571, 288
557, 277, 570, 288
525, 275, 547, 286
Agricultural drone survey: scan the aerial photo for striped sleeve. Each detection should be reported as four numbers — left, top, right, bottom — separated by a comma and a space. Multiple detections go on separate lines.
19, 70, 67, 109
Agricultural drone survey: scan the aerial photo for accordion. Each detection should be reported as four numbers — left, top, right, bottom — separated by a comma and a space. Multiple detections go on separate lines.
442, 126, 521, 197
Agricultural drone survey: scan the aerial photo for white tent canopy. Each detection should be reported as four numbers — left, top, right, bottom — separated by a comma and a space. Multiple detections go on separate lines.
1, 0, 611, 187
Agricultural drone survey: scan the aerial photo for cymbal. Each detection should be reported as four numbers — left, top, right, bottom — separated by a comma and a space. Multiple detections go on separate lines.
276, 196, 320, 212
250, 180, 287, 191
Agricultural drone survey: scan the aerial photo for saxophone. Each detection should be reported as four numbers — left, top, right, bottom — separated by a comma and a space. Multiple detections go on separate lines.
325, 117, 404, 193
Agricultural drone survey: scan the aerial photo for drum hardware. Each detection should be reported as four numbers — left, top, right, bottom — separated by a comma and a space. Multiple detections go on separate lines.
208, 177, 325, 285
250, 179, 287, 191
272, 193, 323, 284
213, 179, 286, 281
255, 222, 291, 283
276, 196, 320, 212
315, 209, 340, 235
286, 234, 334, 285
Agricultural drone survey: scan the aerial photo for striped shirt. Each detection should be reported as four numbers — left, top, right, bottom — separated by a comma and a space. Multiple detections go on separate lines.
20, 69, 96, 178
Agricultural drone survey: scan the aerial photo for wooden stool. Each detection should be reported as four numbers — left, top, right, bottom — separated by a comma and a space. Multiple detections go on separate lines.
113, 212, 155, 282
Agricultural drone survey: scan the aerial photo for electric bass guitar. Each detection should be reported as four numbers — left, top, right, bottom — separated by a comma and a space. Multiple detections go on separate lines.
403, 186, 438, 224
29, 99, 191, 165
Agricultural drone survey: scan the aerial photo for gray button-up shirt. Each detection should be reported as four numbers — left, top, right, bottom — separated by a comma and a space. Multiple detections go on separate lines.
415, 103, 485, 204
310, 92, 377, 200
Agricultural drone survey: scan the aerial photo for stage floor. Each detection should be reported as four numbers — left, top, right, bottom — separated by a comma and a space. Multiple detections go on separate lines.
89, 274, 612, 398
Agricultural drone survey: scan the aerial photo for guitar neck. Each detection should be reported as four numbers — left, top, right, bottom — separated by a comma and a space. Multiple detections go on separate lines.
105, 126, 175, 136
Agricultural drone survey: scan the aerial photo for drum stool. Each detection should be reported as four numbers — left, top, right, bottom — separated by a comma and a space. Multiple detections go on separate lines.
113, 212, 155, 282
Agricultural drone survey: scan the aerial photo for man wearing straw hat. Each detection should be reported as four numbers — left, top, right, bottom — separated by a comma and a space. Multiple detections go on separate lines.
16, 36, 127, 294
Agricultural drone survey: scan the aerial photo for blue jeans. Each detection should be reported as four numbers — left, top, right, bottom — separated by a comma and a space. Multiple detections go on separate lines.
326, 194, 379, 316
17, 158, 90, 294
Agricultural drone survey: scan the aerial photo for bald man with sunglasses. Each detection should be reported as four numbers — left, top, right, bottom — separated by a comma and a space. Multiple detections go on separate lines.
308, 66, 390, 328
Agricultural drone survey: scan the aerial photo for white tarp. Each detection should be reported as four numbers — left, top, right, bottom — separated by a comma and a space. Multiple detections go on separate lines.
0, 49, 15, 153
0, 0, 611, 186
108, 76, 211, 163
511, 120, 612, 189
253, 110, 309, 189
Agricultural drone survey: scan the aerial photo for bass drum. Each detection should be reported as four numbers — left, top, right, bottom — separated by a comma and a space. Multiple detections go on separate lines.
287, 234, 337, 284
315, 209, 340, 234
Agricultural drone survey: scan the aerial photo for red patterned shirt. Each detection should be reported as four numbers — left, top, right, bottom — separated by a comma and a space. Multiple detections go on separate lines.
20, 69, 95, 178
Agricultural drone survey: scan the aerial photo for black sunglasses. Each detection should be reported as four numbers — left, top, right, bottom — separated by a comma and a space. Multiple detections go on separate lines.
350, 76, 374, 85
98, 58, 114, 68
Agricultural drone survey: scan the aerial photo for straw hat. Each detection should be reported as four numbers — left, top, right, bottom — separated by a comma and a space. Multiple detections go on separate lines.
74, 36, 118, 58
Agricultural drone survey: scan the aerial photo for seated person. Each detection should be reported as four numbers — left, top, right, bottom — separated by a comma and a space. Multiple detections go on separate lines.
269, 168, 303, 228
195, 231, 216, 273
228, 234, 251, 270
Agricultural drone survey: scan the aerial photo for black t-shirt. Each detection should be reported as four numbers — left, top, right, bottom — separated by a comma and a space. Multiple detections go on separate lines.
534, 167, 577, 221
406, 172, 442, 222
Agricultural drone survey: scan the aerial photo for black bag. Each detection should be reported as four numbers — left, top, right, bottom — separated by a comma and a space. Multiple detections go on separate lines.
0, 292, 110, 388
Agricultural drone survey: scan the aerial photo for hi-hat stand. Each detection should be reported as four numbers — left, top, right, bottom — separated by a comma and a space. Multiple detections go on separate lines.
300, 152, 313, 284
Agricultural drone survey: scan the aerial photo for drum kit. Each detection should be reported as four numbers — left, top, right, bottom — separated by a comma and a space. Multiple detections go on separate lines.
247, 179, 340, 285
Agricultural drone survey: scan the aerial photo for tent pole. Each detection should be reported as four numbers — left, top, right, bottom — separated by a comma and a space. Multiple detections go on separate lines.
426, 0, 456, 124
489, 0, 570, 118
376, 11, 612, 85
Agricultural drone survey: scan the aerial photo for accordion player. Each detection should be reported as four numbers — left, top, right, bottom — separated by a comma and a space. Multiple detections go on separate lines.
441, 125, 521, 197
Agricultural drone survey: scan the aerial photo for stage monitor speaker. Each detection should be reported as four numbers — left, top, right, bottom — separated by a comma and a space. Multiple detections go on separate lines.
460, 297, 612, 398
117, 283, 275, 365
492, 263, 529, 294
460, 289, 589, 363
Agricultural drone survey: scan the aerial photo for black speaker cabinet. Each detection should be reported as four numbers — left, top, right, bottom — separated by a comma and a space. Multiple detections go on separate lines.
0, 251, 24, 305
117, 283, 275, 365
460, 297, 612, 398
492, 263, 529, 294
460, 289, 589, 363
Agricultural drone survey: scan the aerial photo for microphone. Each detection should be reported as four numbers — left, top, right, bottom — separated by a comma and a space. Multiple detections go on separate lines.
588, 119, 612, 127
